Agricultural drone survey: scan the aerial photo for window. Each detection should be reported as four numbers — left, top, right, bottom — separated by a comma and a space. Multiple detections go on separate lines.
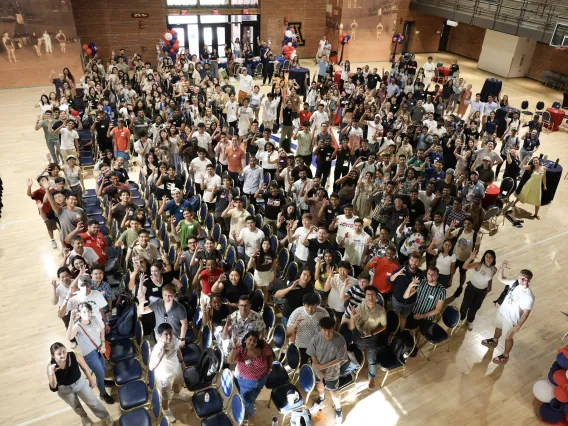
166, 0, 197, 6
200, 0, 229, 6
168, 15, 198, 24
187, 24, 199, 57
200, 15, 229, 23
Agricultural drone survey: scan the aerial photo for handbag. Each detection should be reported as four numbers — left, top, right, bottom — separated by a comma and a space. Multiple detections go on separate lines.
78, 322, 111, 361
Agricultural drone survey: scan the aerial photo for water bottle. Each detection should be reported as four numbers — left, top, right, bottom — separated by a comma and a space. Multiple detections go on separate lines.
271, 416, 278, 426
315, 410, 323, 422
204, 392, 210, 403
554, 158, 559, 168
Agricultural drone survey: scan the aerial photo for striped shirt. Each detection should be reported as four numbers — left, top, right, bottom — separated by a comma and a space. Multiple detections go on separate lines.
344, 283, 366, 319
412, 281, 446, 320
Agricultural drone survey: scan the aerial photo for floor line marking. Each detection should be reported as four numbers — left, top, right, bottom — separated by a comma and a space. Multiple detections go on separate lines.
501, 230, 568, 257
15, 407, 71, 426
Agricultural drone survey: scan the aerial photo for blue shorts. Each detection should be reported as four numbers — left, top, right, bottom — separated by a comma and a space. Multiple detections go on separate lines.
391, 297, 414, 318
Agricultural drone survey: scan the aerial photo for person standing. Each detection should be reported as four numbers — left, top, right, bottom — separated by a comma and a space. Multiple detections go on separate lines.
389, 252, 424, 330
481, 265, 534, 364
107, 119, 132, 169
55, 30, 66, 53
47, 343, 114, 426
43, 30, 53, 53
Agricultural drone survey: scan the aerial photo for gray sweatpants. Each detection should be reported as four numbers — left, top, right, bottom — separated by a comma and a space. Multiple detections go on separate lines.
57, 376, 110, 420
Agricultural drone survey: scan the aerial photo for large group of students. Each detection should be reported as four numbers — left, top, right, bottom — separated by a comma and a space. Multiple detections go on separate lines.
34, 45, 541, 425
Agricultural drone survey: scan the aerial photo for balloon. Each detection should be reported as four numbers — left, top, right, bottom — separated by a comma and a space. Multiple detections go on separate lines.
291, 28, 295, 33
555, 371, 568, 387
535, 380, 557, 403
285, 30, 293, 38
555, 384, 568, 403
170, 48, 175, 54
82, 44, 88, 51
400, 36, 405, 40
541, 403, 566, 424
170, 29, 177, 35
558, 353, 568, 370
86, 48, 92, 55
165, 33, 173, 41
287, 42, 292, 47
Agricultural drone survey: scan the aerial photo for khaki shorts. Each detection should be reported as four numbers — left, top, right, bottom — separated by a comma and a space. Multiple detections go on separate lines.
493, 310, 515, 338
157, 367, 184, 401
60, 149, 79, 164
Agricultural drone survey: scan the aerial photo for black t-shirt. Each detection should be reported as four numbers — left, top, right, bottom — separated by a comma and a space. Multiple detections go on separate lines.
391, 265, 425, 304
211, 304, 230, 329
315, 144, 334, 167
161, 175, 185, 199
213, 187, 239, 216
282, 107, 293, 126
282, 282, 315, 318
323, 204, 342, 231
367, 73, 380, 89
95, 120, 113, 148
221, 280, 249, 304
263, 192, 286, 220
51, 352, 81, 388
142, 271, 175, 300
407, 199, 426, 224
504, 157, 521, 179
291, 166, 313, 181
335, 147, 351, 169
406, 60, 418, 75
195, 249, 223, 267
257, 251, 276, 272
111, 202, 137, 225
306, 239, 334, 272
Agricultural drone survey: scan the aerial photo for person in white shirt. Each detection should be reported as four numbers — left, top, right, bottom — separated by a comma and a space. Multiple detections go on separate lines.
366, 114, 383, 141
55, 120, 80, 161
422, 56, 436, 87
201, 164, 222, 205
317, 36, 327, 59
190, 148, 212, 185
239, 156, 264, 198
330, 204, 358, 242
481, 264, 534, 365
286, 213, 316, 268
237, 98, 253, 137
67, 235, 100, 266
238, 68, 253, 103
61, 275, 109, 329
192, 122, 213, 155
309, 103, 329, 135
481, 95, 499, 126
466, 92, 483, 121
419, 182, 436, 214
290, 169, 313, 215
225, 93, 238, 130
149, 323, 189, 423
234, 215, 265, 261
339, 218, 370, 275
261, 92, 278, 130
423, 97, 435, 114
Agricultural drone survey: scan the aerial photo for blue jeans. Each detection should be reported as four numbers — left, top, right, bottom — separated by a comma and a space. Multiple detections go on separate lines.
236, 375, 267, 419
83, 349, 107, 395
354, 334, 380, 379
114, 150, 130, 169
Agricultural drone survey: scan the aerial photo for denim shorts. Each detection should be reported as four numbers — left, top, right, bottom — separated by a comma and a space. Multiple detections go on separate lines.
391, 297, 414, 318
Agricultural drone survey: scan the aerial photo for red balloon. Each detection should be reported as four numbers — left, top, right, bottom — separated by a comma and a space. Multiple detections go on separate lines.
86, 48, 92, 55
170, 29, 177, 35
169, 48, 175, 54
400, 36, 405, 40
392, 37, 397, 42
290, 28, 295, 33
173, 41, 180, 48
82, 44, 88, 51
554, 370, 568, 386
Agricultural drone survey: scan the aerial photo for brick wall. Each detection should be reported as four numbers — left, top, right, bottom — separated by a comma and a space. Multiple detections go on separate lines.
70, 0, 167, 64
526, 42, 568, 80
447, 22, 485, 60
395, 0, 445, 53
260, 0, 326, 58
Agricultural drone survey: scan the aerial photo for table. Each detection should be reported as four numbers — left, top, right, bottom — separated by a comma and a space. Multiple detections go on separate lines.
274, 56, 286, 65
483, 184, 500, 209
288, 67, 310, 96
438, 67, 451, 77
546, 107, 566, 131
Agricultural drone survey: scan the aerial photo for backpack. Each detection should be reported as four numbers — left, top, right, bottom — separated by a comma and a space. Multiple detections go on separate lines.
290, 408, 312, 426
183, 348, 220, 389
185, 195, 201, 212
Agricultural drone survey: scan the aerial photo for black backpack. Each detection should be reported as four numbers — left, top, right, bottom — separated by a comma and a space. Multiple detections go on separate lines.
183, 348, 220, 390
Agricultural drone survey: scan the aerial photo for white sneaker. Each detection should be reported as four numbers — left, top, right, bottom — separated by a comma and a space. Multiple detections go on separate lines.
335, 409, 343, 425
51, 240, 57, 249
467, 322, 474, 331
104, 415, 114, 425
172, 392, 190, 402
164, 408, 176, 423
81, 417, 93, 426
70, 341, 78, 349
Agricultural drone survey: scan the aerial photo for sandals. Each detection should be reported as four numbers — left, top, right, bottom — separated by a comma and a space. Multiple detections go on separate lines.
492, 354, 509, 364
481, 338, 498, 347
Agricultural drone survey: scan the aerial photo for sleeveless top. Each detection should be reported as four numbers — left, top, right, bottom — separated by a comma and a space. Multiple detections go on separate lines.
65, 166, 80, 187
470, 263, 494, 290
50, 352, 81, 389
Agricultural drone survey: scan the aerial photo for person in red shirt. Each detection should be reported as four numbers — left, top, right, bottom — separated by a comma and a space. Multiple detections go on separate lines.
364, 246, 399, 302
107, 118, 132, 169
299, 102, 312, 125
192, 258, 223, 309
27, 174, 59, 248
63, 219, 108, 265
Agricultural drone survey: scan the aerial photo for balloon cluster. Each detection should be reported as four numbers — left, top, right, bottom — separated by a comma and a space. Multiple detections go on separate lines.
392, 33, 404, 44
161, 29, 180, 56
282, 26, 298, 59
533, 344, 568, 425
81, 42, 98, 58
339, 34, 351, 46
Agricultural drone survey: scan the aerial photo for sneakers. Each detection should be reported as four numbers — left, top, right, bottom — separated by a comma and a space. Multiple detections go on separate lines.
453, 286, 463, 298
172, 392, 190, 402
51, 240, 57, 249
368, 378, 375, 390
81, 417, 93, 426
104, 415, 114, 426
164, 408, 176, 423
100, 393, 115, 404
311, 396, 326, 412
104, 379, 116, 388
467, 322, 474, 331
335, 408, 343, 425
70, 341, 78, 349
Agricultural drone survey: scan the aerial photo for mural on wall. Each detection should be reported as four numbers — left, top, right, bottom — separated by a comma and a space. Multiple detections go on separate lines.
0, 0, 83, 88
326, 0, 400, 63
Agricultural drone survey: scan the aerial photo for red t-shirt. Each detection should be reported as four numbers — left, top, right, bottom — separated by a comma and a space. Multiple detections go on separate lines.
31, 188, 52, 215
299, 110, 312, 125
200, 267, 223, 295
111, 127, 131, 152
368, 257, 399, 294
80, 231, 108, 265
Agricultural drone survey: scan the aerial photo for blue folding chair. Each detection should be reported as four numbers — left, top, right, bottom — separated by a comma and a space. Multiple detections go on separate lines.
284, 343, 301, 381
83, 189, 97, 199
420, 305, 460, 360
261, 224, 271, 238
198, 203, 208, 224
211, 223, 222, 241
271, 324, 286, 359
110, 320, 143, 363
200, 394, 244, 426
270, 364, 315, 418
243, 273, 255, 293
192, 368, 234, 419
205, 213, 215, 235
255, 214, 263, 229
180, 274, 189, 296
364, 225, 374, 238
223, 246, 236, 271
84, 197, 101, 207
277, 248, 290, 275
285, 261, 299, 282
234, 259, 245, 275
263, 306, 275, 338
168, 245, 176, 266
162, 232, 170, 254
246, 204, 256, 216
159, 222, 167, 241
218, 234, 227, 254
85, 205, 103, 216
201, 324, 213, 349
269, 235, 278, 253
113, 339, 149, 386
119, 388, 161, 426
250, 289, 264, 313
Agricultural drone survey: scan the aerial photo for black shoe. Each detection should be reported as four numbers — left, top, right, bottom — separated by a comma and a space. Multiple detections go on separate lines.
453, 286, 463, 298
311, 396, 326, 411
104, 379, 116, 388
100, 393, 115, 404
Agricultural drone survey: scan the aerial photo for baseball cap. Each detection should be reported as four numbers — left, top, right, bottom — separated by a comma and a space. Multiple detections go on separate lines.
78, 275, 92, 287
170, 188, 181, 194
482, 156, 491, 161
66, 154, 77, 160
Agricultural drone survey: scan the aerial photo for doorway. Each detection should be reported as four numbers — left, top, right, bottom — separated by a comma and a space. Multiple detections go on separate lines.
200, 24, 230, 58
438, 23, 451, 51
240, 21, 259, 55
401, 21, 414, 53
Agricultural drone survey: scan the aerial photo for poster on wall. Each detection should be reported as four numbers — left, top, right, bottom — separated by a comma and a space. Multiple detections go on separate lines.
326, 0, 400, 63
0, 0, 83, 88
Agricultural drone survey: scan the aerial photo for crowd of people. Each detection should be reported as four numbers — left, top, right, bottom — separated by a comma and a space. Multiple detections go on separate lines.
33, 45, 541, 425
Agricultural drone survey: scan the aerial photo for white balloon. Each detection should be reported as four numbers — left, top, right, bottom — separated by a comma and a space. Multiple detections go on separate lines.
165, 33, 173, 41
287, 42, 292, 47
533, 379, 556, 403
285, 30, 293, 38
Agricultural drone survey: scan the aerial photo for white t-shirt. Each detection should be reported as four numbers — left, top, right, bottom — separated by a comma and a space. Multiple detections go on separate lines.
60, 128, 79, 150
66, 290, 108, 324
238, 106, 253, 136
335, 214, 358, 241
190, 157, 212, 183
499, 279, 535, 325
150, 337, 181, 380
419, 191, 436, 214
229, 208, 249, 237
327, 274, 358, 312
226, 101, 238, 123
292, 227, 316, 261
239, 74, 253, 94
342, 231, 370, 266
366, 120, 383, 140
238, 227, 265, 257
66, 247, 100, 266
434, 251, 456, 275
192, 131, 212, 151
203, 174, 222, 203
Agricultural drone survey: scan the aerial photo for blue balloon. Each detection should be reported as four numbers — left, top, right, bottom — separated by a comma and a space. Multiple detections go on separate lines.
163, 46, 169, 52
